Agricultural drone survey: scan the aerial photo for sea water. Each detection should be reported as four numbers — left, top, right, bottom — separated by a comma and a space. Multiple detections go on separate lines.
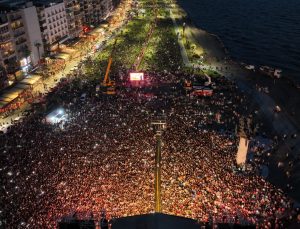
178, 0, 300, 82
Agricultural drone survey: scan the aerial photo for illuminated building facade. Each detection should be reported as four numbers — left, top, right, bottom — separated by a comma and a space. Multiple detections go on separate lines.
64, 0, 83, 38
0, 1, 44, 87
35, 1, 68, 52
0, 0, 118, 89
81, 0, 113, 27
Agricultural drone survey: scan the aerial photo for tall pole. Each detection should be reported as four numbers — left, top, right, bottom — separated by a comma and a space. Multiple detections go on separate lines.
155, 132, 162, 212
151, 116, 166, 213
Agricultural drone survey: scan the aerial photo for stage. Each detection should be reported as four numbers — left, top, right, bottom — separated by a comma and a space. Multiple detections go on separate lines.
111, 213, 201, 229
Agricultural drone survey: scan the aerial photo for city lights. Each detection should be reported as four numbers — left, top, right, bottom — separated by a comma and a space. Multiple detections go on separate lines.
0, 0, 299, 228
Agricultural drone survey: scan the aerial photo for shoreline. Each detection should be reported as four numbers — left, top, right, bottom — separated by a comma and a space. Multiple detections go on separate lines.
185, 19, 300, 130
175, 2, 300, 128
188, 17, 299, 87
176, 1, 300, 87
172, 1, 300, 201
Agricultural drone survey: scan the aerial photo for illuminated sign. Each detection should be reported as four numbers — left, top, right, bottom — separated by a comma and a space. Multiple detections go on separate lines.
130, 72, 144, 81
192, 89, 213, 97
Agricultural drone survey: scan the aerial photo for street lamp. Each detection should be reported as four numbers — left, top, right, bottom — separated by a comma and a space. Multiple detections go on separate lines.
151, 115, 167, 213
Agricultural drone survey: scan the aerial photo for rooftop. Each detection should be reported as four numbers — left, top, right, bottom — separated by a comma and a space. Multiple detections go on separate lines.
0, 0, 63, 12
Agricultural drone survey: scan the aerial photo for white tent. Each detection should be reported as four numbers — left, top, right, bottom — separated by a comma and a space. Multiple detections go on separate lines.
55, 53, 70, 60
0, 87, 24, 102
20, 74, 42, 85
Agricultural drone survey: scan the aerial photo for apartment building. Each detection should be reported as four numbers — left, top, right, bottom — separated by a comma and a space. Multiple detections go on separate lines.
35, 0, 69, 52
21, 3, 45, 67
0, 1, 44, 87
64, 0, 83, 39
81, 0, 113, 27
101, 0, 113, 16
0, 0, 118, 89
0, 13, 10, 87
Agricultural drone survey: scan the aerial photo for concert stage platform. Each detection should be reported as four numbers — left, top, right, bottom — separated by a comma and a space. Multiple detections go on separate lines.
111, 213, 199, 229
111, 213, 258, 229
58, 213, 257, 229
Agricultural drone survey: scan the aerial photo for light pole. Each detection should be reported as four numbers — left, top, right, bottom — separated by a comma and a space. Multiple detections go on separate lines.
151, 115, 167, 213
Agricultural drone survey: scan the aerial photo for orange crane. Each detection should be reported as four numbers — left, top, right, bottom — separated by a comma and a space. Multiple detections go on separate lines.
101, 39, 117, 95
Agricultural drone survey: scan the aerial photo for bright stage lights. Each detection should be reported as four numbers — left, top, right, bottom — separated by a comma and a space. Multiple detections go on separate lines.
46, 108, 67, 125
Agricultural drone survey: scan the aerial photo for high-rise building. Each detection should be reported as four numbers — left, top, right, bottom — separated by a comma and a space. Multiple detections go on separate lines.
64, 0, 83, 39
0, 13, 10, 87
21, 3, 45, 67
0, 0, 118, 89
81, 0, 113, 27
0, 1, 44, 86
34, 0, 69, 53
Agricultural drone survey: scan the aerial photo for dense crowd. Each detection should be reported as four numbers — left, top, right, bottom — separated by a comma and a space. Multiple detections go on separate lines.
1, 0, 299, 227
0, 67, 299, 228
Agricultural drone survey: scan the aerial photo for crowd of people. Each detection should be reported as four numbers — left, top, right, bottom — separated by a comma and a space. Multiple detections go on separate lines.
0, 0, 299, 228
0, 65, 299, 228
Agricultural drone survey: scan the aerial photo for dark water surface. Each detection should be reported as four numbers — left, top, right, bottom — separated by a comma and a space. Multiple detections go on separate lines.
178, 0, 300, 81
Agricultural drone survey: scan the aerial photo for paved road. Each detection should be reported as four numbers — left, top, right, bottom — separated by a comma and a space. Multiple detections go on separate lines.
170, 9, 190, 66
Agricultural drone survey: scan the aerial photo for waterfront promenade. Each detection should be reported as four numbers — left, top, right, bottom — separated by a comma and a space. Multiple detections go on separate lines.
169, 0, 300, 199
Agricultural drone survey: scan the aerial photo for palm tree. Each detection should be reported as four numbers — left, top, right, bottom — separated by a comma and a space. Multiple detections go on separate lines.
21, 46, 31, 59
43, 43, 50, 57
34, 42, 42, 62
5, 60, 19, 82
0, 65, 7, 89
55, 35, 62, 52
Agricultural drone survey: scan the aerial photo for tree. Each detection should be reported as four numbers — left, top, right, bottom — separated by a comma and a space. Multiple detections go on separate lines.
34, 42, 42, 61
43, 43, 51, 57
0, 65, 7, 89
55, 35, 62, 52
21, 47, 31, 59
5, 59, 20, 82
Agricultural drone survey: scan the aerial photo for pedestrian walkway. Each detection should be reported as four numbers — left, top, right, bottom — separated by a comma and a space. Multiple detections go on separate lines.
169, 9, 190, 66
168, 1, 300, 162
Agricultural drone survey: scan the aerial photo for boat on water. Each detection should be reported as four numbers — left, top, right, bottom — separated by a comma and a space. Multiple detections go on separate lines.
240, 62, 255, 71
259, 66, 282, 78
245, 65, 255, 71
274, 69, 282, 78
